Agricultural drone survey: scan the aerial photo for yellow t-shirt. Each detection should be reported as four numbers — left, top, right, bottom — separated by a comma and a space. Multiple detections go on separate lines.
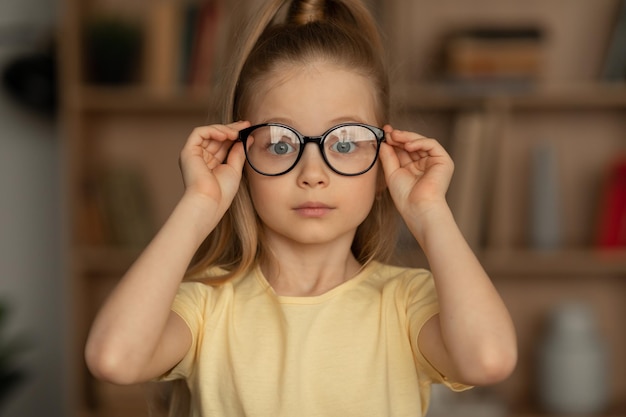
162, 261, 468, 416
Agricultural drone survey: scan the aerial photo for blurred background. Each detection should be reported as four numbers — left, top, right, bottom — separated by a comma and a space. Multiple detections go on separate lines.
1, 0, 625, 416
0, 0, 66, 416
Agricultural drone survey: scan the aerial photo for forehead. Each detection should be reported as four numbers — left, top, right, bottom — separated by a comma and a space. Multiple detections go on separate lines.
244, 62, 380, 131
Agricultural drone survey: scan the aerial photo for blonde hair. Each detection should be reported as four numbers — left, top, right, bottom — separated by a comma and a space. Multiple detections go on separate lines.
187, 0, 397, 284
161, 1, 398, 414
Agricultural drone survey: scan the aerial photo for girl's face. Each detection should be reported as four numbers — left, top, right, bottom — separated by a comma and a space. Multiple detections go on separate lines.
244, 62, 381, 252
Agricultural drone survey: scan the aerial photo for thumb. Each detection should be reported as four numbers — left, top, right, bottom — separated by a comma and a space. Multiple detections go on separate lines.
226, 141, 246, 172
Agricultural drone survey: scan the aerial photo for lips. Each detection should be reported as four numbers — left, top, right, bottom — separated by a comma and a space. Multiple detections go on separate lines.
293, 202, 334, 217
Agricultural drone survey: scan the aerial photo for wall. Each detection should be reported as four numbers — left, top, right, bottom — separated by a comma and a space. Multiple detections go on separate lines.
0, 0, 67, 416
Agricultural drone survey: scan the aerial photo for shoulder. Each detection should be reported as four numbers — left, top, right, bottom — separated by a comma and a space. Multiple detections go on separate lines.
174, 267, 245, 309
361, 261, 437, 306
367, 261, 433, 290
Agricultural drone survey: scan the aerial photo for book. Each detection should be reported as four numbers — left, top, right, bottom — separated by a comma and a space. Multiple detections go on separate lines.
179, 3, 201, 85
595, 155, 626, 247
447, 111, 486, 249
187, 0, 223, 91
80, 179, 107, 245
440, 27, 544, 93
94, 167, 156, 248
601, 0, 626, 81
143, 0, 184, 94
529, 141, 561, 250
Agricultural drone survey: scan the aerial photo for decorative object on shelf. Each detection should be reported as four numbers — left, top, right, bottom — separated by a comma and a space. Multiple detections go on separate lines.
84, 16, 143, 85
537, 302, 610, 416
1, 39, 57, 114
436, 26, 544, 94
529, 140, 561, 250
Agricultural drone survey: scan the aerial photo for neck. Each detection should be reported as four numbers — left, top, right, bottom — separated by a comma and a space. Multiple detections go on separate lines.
261, 235, 362, 297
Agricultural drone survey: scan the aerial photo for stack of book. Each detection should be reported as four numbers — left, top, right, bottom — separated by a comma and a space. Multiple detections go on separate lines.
439, 26, 544, 93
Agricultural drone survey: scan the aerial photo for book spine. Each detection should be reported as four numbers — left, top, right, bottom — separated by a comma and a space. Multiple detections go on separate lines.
187, 1, 222, 91
595, 156, 626, 247
601, 0, 626, 81
143, 0, 183, 94
530, 141, 561, 250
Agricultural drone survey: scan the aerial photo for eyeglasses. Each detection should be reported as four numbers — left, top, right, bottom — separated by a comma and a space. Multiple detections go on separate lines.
238, 122, 385, 176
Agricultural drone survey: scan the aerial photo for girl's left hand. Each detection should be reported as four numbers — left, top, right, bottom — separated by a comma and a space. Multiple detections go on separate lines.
378, 126, 454, 216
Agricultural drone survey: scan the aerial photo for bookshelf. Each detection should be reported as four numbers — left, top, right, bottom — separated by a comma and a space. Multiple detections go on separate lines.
59, 0, 626, 416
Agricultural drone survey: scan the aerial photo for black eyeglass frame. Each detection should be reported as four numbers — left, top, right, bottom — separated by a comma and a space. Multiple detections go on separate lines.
237, 122, 386, 176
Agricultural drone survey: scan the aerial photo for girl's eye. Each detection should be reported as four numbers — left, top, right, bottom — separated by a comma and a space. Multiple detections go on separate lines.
268, 140, 296, 155
330, 140, 357, 154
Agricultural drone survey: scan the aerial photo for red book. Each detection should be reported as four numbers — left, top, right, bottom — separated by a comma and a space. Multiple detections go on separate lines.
595, 155, 626, 247
188, 1, 221, 90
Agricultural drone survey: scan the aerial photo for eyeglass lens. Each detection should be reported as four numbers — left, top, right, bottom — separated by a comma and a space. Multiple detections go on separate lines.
244, 124, 380, 175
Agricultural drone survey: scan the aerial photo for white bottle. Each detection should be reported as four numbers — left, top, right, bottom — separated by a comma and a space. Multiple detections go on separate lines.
538, 303, 609, 415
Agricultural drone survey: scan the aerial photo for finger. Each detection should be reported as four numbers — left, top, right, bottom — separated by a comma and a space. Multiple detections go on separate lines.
183, 122, 248, 164
388, 130, 449, 158
209, 121, 251, 140
385, 128, 428, 144
206, 141, 236, 169
225, 141, 246, 172
386, 130, 446, 160
402, 137, 446, 153
227, 120, 252, 130
190, 121, 250, 145
378, 142, 401, 178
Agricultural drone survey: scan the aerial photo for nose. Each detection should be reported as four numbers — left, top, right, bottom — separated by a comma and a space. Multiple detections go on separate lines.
297, 143, 329, 187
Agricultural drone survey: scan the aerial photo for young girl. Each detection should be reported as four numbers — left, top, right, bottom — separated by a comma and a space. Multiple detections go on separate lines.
85, 0, 517, 415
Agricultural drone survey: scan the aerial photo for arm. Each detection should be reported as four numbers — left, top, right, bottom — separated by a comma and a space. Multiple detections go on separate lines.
85, 121, 250, 385
378, 126, 517, 386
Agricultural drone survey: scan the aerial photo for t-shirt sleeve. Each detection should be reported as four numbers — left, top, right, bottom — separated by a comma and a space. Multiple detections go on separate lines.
158, 281, 209, 381
404, 269, 472, 392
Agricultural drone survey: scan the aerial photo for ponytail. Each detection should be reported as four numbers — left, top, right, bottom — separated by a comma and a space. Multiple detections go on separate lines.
215, 0, 387, 122
288, 0, 326, 24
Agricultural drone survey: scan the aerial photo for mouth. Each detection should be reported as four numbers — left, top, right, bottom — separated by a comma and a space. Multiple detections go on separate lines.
293, 202, 334, 217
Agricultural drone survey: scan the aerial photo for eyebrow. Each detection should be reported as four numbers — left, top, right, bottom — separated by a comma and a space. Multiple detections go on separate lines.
261, 116, 371, 127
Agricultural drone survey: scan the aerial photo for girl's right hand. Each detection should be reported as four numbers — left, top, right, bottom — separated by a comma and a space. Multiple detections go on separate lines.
86, 122, 251, 385
178, 121, 251, 214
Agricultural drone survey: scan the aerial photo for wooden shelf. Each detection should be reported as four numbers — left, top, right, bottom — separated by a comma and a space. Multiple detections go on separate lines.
394, 83, 626, 111
481, 248, 626, 277
71, 86, 213, 114
61, 1, 626, 415
78, 246, 626, 279
62, 82, 626, 114
395, 247, 626, 278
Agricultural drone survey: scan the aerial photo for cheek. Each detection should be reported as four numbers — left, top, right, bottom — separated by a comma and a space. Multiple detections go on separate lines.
247, 179, 268, 210
346, 172, 379, 212
246, 174, 280, 219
